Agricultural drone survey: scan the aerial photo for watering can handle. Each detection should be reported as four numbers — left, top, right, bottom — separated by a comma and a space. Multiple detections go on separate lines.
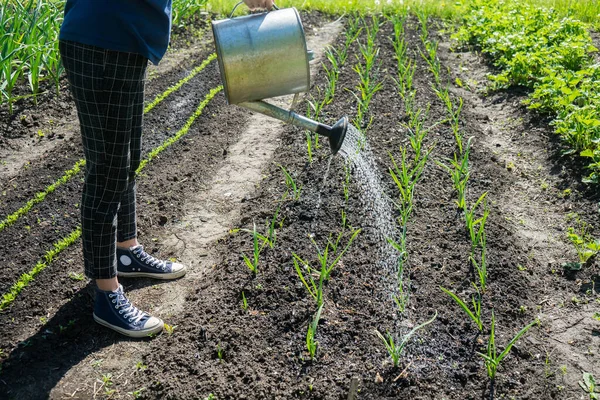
229, 1, 279, 18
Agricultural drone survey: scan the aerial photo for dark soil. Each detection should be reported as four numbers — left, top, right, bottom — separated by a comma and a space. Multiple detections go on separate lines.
0, 12, 598, 400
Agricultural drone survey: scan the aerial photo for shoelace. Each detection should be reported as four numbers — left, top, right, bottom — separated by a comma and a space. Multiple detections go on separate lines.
133, 246, 166, 270
109, 291, 146, 325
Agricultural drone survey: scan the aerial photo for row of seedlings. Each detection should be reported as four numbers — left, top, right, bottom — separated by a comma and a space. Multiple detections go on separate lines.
374, 13, 440, 369
0, 86, 224, 311
415, 13, 539, 400
0, 53, 218, 235
304, 14, 362, 163
0, 0, 208, 113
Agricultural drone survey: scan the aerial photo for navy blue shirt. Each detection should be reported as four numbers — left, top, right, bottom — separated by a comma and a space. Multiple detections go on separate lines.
59, 0, 172, 65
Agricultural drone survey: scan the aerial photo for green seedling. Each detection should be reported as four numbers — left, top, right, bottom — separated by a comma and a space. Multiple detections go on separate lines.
306, 304, 324, 360
68, 272, 85, 281
343, 163, 351, 202
280, 165, 302, 201
471, 245, 488, 294
579, 372, 599, 399
566, 217, 600, 266
375, 311, 437, 368
164, 323, 176, 335
441, 286, 483, 331
323, 47, 340, 104
217, 344, 224, 360
241, 291, 248, 311
465, 192, 489, 249
241, 223, 261, 274
478, 312, 537, 399
437, 138, 473, 211
128, 387, 146, 399
293, 212, 361, 306
136, 362, 148, 371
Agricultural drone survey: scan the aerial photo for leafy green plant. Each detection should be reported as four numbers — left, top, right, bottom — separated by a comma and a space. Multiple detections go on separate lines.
1, 227, 82, 310
566, 216, 600, 266
375, 312, 437, 368
478, 312, 537, 398
306, 304, 324, 360
580, 372, 599, 399
454, 1, 600, 183
440, 286, 483, 332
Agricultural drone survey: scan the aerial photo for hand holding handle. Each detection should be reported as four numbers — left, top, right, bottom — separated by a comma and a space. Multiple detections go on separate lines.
230, 1, 277, 18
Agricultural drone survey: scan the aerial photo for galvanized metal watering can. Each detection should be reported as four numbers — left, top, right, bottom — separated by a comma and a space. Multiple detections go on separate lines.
211, 4, 348, 154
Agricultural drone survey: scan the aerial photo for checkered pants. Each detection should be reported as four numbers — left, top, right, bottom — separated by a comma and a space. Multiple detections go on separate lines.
60, 40, 148, 280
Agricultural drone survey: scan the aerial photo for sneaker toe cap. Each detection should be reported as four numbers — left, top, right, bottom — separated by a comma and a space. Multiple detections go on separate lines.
171, 262, 187, 274
142, 316, 164, 332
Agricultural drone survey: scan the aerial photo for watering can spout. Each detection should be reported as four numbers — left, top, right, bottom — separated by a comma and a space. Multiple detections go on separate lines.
239, 100, 348, 155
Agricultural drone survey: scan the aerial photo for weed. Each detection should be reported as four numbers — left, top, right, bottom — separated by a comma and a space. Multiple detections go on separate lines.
579, 372, 599, 399
375, 312, 437, 368
440, 286, 483, 332
164, 323, 176, 335
68, 271, 85, 281
566, 216, 599, 266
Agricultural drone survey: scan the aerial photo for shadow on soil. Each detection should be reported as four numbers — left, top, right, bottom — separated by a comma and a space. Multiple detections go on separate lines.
0, 281, 161, 400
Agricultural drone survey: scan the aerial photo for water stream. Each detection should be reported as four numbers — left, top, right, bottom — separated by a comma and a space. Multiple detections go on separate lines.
339, 125, 400, 295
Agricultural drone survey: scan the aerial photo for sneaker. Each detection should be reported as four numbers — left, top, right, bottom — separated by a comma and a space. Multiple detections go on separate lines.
116, 245, 187, 280
93, 285, 163, 338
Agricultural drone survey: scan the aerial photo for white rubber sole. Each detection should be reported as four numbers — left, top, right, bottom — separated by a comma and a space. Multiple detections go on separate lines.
93, 313, 164, 338
116, 268, 187, 280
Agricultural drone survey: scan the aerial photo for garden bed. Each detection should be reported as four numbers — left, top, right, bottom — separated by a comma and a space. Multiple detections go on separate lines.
0, 10, 598, 400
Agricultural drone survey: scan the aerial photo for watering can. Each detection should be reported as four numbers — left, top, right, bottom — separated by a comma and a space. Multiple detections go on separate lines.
211, 3, 348, 155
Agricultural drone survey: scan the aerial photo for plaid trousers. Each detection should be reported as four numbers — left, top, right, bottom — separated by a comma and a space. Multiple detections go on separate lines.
60, 40, 148, 280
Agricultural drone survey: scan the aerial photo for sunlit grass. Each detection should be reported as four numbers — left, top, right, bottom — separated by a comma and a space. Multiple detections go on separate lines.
207, 0, 600, 22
